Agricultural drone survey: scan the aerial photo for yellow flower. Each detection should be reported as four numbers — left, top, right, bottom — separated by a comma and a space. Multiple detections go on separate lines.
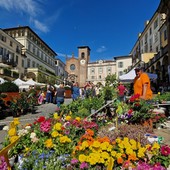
69, 111, 72, 115
59, 136, 71, 143
53, 113, 60, 119
92, 141, 101, 148
125, 148, 134, 155
44, 138, 53, 148
65, 115, 71, 121
151, 142, 160, 150
8, 128, 17, 136
53, 123, 62, 131
13, 118, 20, 125
81, 141, 89, 150
115, 138, 121, 144
79, 154, 87, 163
88, 153, 100, 165
25, 147, 30, 152
75, 117, 81, 121
101, 151, 110, 159
100, 142, 110, 150
51, 131, 60, 138
9, 136, 19, 143
111, 151, 117, 157
106, 145, 113, 152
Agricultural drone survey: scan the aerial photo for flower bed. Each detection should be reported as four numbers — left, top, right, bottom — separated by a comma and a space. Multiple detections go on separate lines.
0, 94, 170, 169
1, 112, 170, 169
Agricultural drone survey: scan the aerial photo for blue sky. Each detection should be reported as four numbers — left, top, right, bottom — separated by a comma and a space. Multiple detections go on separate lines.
0, 0, 160, 62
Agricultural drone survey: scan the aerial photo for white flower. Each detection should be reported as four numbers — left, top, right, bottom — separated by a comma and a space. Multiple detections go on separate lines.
3, 126, 9, 131
25, 126, 31, 130
30, 132, 36, 139
18, 129, 28, 136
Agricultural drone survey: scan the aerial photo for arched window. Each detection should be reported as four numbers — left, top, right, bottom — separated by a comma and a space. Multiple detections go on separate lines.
81, 52, 85, 59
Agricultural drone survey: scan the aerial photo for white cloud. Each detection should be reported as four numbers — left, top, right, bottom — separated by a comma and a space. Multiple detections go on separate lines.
57, 53, 72, 58
0, 0, 41, 17
32, 19, 49, 33
96, 46, 107, 53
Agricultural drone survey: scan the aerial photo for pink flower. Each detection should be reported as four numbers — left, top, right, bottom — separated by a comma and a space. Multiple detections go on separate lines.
80, 162, 88, 169
40, 119, 51, 132
160, 145, 170, 156
71, 158, 78, 164
0, 156, 7, 170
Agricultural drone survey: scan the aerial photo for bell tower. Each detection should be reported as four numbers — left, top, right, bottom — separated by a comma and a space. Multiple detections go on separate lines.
78, 46, 90, 87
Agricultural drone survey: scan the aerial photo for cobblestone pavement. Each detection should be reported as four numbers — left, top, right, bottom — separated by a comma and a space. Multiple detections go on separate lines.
0, 98, 170, 149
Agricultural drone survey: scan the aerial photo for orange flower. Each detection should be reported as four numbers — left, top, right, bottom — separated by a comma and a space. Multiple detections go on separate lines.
97, 136, 110, 143
117, 157, 123, 164
86, 129, 94, 136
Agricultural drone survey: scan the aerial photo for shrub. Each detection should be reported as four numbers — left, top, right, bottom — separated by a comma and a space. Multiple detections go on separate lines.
0, 82, 19, 92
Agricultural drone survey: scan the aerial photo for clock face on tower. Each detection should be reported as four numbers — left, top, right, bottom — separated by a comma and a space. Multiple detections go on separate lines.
80, 59, 86, 65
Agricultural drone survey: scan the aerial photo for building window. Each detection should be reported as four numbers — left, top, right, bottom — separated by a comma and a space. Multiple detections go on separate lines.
99, 75, 102, 79
16, 55, 18, 64
145, 33, 148, 44
70, 64, 75, 70
98, 67, 103, 74
156, 46, 159, 52
10, 41, 13, 47
107, 67, 111, 74
22, 59, 24, 67
154, 19, 158, 29
32, 61, 35, 68
149, 27, 152, 35
91, 76, 95, 79
91, 68, 95, 74
154, 32, 158, 43
118, 62, 123, 68
27, 59, 30, 67
81, 52, 85, 59
118, 71, 123, 76
164, 30, 167, 41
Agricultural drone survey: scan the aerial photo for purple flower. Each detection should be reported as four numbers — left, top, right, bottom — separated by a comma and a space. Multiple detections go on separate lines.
0, 156, 7, 170
80, 162, 88, 169
71, 158, 78, 164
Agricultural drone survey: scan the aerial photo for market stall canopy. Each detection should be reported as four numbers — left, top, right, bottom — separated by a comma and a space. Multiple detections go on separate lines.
13, 78, 26, 86
0, 63, 10, 68
119, 68, 157, 82
25, 79, 46, 86
0, 77, 6, 84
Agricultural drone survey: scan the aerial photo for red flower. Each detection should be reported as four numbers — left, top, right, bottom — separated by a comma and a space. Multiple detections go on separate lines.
160, 145, 170, 156
128, 109, 133, 114
37, 116, 46, 123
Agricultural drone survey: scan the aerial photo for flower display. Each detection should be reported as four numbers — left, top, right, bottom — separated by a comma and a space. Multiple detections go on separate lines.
0, 156, 7, 170
1, 96, 170, 169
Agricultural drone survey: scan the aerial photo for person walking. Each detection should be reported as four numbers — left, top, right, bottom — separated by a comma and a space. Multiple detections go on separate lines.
46, 83, 54, 103
133, 66, 153, 100
117, 82, 127, 102
55, 82, 65, 110
72, 82, 80, 101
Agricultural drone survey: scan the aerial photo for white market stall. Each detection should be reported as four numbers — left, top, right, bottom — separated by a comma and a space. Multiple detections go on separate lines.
119, 68, 157, 82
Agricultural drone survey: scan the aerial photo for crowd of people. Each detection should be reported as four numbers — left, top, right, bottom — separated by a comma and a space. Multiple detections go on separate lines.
37, 81, 102, 111
37, 66, 154, 111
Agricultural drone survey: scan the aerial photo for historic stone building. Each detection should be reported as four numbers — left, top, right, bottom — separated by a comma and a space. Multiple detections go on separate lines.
65, 46, 90, 87
3, 26, 57, 83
